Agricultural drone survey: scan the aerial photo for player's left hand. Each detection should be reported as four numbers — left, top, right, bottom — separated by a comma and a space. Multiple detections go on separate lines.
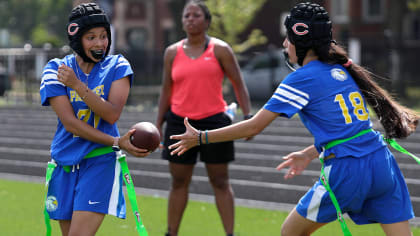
169, 117, 199, 156
276, 151, 312, 179
57, 64, 79, 89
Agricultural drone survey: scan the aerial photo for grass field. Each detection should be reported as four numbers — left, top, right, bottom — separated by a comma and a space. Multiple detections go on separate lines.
1, 178, 419, 235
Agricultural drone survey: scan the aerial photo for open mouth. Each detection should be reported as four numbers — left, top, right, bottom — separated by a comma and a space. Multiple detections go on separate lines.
90, 49, 105, 60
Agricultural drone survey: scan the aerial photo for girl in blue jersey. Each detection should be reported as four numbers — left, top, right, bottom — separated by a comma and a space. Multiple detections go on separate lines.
169, 2, 419, 236
40, 3, 149, 236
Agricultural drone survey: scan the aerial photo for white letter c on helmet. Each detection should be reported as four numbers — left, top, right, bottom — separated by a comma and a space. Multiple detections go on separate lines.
292, 23, 309, 36
68, 23, 79, 36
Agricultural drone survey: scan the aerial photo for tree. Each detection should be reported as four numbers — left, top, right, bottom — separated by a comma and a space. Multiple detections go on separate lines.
206, 0, 267, 53
0, 0, 71, 47
408, 0, 420, 10
36, 0, 72, 46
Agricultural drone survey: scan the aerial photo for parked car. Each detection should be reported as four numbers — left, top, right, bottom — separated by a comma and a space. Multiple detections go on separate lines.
0, 64, 9, 96
241, 49, 297, 100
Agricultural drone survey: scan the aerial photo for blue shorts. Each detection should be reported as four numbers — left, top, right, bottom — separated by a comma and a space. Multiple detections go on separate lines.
45, 152, 126, 220
296, 146, 414, 225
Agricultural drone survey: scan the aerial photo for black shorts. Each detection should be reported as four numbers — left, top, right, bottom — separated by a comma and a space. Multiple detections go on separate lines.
162, 110, 234, 164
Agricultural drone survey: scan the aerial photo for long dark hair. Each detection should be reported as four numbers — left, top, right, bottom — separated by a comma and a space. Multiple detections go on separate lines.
314, 43, 419, 138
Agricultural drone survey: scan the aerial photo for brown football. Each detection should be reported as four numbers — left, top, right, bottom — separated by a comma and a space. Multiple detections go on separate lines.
130, 122, 160, 152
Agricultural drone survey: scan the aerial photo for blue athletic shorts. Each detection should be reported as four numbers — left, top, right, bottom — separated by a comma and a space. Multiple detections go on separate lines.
296, 146, 414, 225
45, 152, 126, 220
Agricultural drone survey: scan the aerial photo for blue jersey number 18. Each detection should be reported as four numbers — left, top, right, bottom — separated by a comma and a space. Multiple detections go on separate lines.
334, 91, 369, 124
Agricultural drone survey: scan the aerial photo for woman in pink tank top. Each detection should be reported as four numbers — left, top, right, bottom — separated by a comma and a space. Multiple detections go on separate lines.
156, 1, 252, 236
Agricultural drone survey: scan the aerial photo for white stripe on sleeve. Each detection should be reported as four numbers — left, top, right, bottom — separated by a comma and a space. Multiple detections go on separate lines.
41, 74, 58, 84
272, 94, 304, 109
115, 62, 130, 68
280, 84, 309, 99
40, 80, 65, 90
43, 69, 57, 75
275, 87, 309, 107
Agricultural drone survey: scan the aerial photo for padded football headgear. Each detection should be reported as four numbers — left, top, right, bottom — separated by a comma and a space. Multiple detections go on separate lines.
284, 2, 332, 65
67, 3, 111, 63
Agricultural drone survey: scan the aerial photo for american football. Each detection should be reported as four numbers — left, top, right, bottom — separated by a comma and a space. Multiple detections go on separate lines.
130, 122, 161, 152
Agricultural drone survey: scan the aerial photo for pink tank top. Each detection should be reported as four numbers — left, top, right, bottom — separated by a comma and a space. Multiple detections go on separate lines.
171, 39, 227, 120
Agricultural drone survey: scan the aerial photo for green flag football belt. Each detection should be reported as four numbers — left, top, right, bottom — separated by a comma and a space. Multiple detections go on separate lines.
43, 146, 148, 236
319, 128, 420, 236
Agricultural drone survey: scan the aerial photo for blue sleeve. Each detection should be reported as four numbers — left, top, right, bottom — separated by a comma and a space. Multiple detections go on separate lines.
263, 71, 312, 118
40, 59, 67, 106
114, 55, 134, 86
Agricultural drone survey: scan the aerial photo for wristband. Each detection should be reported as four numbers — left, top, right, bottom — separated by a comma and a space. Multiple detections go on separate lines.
244, 114, 253, 120
205, 130, 209, 144
198, 131, 202, 146
112, 137, 120, 151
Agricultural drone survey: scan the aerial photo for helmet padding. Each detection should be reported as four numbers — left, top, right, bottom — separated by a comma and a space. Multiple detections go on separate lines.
67, 3, 111, 63
284, 2, 332, 65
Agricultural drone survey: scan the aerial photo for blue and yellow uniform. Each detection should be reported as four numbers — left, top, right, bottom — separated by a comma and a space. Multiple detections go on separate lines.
264, 60, 414, 224
40, 54, 133, 220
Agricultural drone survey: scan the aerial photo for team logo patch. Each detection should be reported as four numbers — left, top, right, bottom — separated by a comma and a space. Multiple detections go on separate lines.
331, 68, 348, 81
46, 196, 58, 212
292, 23, 309, 36
68, 23, 79, 36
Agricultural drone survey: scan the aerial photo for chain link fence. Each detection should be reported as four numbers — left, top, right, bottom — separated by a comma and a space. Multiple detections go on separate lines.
0, 44, 418, 108
0, 47, 67, 105
0, 47, 164, 106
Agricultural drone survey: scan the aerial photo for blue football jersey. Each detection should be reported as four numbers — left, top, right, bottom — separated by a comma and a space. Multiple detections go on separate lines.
264, 60, 386, 157
40, 54, 133, 165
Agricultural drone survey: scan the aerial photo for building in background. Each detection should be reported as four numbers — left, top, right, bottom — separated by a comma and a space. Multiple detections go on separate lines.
110, 0, 174, 86
69, 0, 420, 93
324, 0, 420, 95
112, 0, 174, 52
71, 0, 175, 86
242, 0, 420, 97
1, 0, 418, 104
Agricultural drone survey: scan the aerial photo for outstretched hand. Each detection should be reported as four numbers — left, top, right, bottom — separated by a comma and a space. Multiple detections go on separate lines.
169, 118, 199, 156
119, 129, 150, 158
276, 150, 313, 179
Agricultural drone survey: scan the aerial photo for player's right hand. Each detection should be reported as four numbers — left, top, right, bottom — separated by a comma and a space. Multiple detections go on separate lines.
57, 64, 79, 90
119, 129, 150, 158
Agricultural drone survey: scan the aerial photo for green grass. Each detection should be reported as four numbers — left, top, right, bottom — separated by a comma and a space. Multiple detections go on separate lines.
0, 178, 419, 236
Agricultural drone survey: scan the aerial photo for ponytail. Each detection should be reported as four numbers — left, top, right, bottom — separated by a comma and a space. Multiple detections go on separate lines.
316, 43, 419, 138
